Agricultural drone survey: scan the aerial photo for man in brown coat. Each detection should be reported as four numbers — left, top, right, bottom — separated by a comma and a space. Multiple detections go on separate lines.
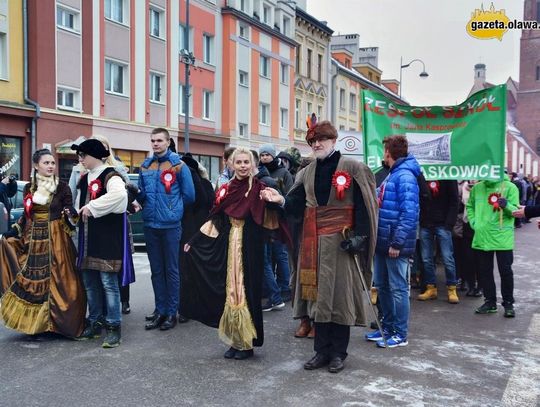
261, 121, 378, 373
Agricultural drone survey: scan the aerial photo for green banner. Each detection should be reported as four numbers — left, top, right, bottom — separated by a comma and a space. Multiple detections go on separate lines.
362, 85, 507, 180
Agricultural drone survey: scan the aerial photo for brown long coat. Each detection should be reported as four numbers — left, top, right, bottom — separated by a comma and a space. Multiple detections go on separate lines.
291, 156, 378, 326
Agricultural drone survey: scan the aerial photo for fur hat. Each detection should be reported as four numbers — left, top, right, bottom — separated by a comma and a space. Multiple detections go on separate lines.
259, 143, 276, 158
71, 139, 110, 159
305, 121, 338, 145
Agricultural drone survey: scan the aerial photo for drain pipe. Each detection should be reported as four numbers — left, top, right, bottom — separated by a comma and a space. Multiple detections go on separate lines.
23, 0, 40, 154
330, 59, 338, 123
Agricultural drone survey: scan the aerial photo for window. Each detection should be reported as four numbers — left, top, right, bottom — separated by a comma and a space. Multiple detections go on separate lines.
295, 45, 301, 75
280, 108, 288, 129
260, 55, 270, 78
190, 154, 221, 184
339, 89, 345, 109
280, 63, 288, 85
179, 24, 194, 51
263, 4, 271, 25
317, 105, 323, 119
105, 60, 127, 95
240, 0, 247, 12
537, 65, 540, 81
349, 93, 357, 112
317, 54, 323, 82
203, 90, 214, 119
57, 87, 79, 110
339, 125, 345, 130
282, 16, 290, 36
239, 70, 249, 86
0, 33, 7, 80
203, 34, 214, 64
149, 73, 163, 103
239, 123, 248, 138
150, 8, 164, 38
179, 84, 193, 116
239, 22, 249, 39
105, 0, 126, 24
306, 102, 312, 115
259, 103, 270, 125
295, 99, 301, 128
57, 6, 79, 32
307, 49, 312, 79
114, 149, 147, 173
368, 72, 373, 81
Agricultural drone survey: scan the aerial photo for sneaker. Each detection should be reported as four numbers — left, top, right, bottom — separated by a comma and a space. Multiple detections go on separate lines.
377, 334, 408, 348
76, 320, 103, 340
475, 303, 497, 314
365, 328, 391, 342
504, 305, 515, 318
102, 325, 121, 348
262, 301, 285, 312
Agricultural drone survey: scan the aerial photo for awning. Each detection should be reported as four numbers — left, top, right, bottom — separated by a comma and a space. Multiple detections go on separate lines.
55, 136, 87, 155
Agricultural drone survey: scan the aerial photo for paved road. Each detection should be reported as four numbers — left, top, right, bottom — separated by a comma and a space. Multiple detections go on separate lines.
1, 224, 539, 407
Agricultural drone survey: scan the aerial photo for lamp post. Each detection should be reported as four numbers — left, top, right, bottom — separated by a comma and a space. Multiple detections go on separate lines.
181, 0, 196, 153
399, 57, 429, 98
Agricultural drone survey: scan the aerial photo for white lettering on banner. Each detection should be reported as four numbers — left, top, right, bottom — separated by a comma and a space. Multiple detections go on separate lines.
423, 164, 501, 180
367, 155, 382, 169
0, 154, 19, 174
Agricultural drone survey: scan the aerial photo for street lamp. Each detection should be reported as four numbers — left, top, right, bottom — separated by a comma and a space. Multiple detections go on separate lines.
181, 0, 196, 153
399, 57, 429, 98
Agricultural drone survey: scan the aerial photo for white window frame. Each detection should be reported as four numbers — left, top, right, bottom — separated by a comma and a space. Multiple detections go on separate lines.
56, 5, 80, 33
149, 7, 165, 39
295, 99, 301, 129
282, 16, 290, 36
259, 55, 270, 78
105, 59, 128, 96
202, 90, 214, 120
239, 22, 249, 39
57, 86, 80, 111
179, 84, 193, 116
203, 34, 214, 65
262, 3, 272, 26
0, 32, 7, 81
105, 0, 128, 25
339, 89, 346, 110
259, 103, 270, 125
307, 102, 313, 115
149, 72, 164, 103
317, 105, 323, 119
280, 63, 288, 85
240, 0, 247, 13
349, 93, 357, 112
239, 123, 248, 138
239, 70, 249, 87
179, 23, 194, 52
280, 108, 288, 129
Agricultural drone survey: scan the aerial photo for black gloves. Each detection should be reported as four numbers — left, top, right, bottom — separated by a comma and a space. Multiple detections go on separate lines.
340, 235, 368, 254
126, 183, 139, 197
497, 197, 507, 209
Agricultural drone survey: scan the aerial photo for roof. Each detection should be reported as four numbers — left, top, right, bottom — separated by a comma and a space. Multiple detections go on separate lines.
295, 7, 334, 36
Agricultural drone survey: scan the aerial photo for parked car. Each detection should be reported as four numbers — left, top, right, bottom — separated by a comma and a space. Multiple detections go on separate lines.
9, 177, 145, 246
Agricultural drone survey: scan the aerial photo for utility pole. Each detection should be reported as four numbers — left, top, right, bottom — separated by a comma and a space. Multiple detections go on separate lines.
182, 0, 195, 153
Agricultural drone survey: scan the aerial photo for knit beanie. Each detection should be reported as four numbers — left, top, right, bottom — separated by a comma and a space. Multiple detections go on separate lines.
259, 143, 276, 158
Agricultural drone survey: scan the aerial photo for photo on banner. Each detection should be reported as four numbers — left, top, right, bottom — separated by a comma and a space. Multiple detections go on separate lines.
361, 84, 507, 181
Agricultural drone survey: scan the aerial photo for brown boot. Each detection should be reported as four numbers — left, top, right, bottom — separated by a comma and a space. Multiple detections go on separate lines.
370, 287, 378, 305
307, 324, 315, 339
417, 284, 437, 301
447, 285, 460, 304
294, 318, 311, 338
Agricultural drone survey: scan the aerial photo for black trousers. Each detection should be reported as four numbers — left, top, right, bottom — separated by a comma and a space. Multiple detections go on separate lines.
462, 223, 480, 288
314, 322, 350, 360
118, 273, 130, 302
477, 250, 514, 306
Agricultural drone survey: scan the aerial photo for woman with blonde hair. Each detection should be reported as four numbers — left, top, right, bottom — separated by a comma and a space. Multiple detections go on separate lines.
182, 147, 287, 360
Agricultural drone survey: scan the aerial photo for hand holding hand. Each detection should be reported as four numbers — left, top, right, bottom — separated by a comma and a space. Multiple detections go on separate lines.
512, 206, 526, 218
260, 187, 284, 205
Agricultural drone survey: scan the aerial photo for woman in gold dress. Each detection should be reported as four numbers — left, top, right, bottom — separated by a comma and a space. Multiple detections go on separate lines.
0, 149, 86, 338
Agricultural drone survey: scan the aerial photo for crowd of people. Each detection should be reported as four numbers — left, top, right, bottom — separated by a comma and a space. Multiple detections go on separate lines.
0, 121, 536, 374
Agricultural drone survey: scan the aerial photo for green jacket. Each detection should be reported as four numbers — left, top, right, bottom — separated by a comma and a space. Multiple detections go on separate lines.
466, 176, 519, 251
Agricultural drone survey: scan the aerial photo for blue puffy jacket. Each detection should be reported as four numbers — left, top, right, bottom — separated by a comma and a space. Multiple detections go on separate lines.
138, 150, 195, 229
376, 154, 420, 257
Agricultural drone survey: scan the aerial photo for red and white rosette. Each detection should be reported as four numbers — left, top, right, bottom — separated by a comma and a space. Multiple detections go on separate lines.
428, 180, 440, 197
332, 171, 352, 200
88, 179, 103, 200
488, 192, 501, 211
160, 169, 176, 194
215, 183, 229, 205
24, 193, 33, 218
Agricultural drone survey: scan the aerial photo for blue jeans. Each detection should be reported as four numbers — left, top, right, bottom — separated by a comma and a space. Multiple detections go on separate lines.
145, 226, 181, 316
373, 253, 410, 338
263, 243, 282, 304
271, 240, 290, 294
420, 227, 458, 286
82, 270, 121, 326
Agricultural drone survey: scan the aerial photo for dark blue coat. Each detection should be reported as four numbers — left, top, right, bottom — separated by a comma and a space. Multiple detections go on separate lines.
376, 154, 420, 257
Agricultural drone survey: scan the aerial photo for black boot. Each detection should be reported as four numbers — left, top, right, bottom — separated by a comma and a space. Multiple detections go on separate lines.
102, 324, 121, 348
76, 320, 103, 340
121, 302, 131, 315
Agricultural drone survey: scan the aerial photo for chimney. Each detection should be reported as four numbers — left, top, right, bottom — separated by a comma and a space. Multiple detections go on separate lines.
474, 63, 486, 85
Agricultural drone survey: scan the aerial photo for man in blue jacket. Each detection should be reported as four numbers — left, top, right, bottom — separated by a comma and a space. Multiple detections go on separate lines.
137, 128, 195, 331
365, 135, 420, 348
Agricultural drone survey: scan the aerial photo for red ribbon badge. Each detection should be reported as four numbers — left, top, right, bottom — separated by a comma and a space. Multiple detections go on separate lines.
215, 183, 229, 205
88, 179, 103, 200
160, 169, 176, 194
24, 193, 33, 218
332, 171, 352, 200
488, 192, 501, 211
428, 180, 440, 197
